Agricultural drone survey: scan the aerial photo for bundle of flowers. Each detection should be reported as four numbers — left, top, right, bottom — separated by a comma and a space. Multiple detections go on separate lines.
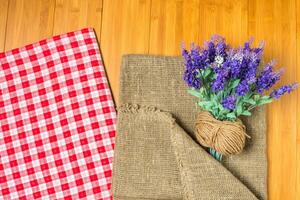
182, 36, 297, 160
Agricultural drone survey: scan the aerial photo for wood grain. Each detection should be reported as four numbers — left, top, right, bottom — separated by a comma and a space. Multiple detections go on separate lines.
149, 0, 199, 55
297, 0, 300, 197
0, 0, 8, 51
198, 0, 248, 46
53, 0, 102, 38
4, 0, 55, 50
1, 0, 300, 199
249, 0, 298, 199
100, 0, 151, 103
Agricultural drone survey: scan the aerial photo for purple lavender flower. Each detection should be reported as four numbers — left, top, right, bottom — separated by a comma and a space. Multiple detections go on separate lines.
190, 44, 209, 70
211, 76, 225, 91
242, 48, 262, 84
235, 80, 250, 96
216, 42, 226, 56
204, 35, 225, 63
182, 44, 210, 89
215, 36, 227, 57
256, 61, 283, 93
190, 45, 202, 64
206, 41, 216, 63
183, 70, 201, 89
229, 59, 241, 78
222, 95, 237, 110
211, 67, 230, 92
254, 41, 265, 54
182, 48, 195, 71
182, 36, 297, 129
270, 83, 298, 99
243, 63, 257, 84
226, 48, 244, 78
225, 40, 263, 83
249, 49, 262, 68
243, 39, 253, 50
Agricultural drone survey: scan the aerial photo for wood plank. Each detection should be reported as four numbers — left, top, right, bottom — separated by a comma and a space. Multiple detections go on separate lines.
198, 0, 248, 46
100, 0, 151, 103
296, 0, 300, 199
149, 0, 199, 55
0, 0, 9, 51
53, 0, 102, 38
5, 0, 55, 50
1, 0, 299, 198
249, 0, 297, 199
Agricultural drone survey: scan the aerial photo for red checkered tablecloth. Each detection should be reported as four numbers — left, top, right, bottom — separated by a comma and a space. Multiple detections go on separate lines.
0, 28, 116, 199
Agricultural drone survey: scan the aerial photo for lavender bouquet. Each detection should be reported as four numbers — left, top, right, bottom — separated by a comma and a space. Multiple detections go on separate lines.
182, 36, 297, 160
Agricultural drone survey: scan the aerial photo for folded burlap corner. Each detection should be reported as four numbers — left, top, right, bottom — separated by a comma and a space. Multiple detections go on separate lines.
112, 55, 267, 200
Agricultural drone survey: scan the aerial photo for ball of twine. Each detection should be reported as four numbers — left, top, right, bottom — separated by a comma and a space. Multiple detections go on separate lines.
195, 111, 249, 156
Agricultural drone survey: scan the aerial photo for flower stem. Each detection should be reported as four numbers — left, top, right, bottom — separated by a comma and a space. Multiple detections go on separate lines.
209, 148, 222, 161
199, 70, 209, 98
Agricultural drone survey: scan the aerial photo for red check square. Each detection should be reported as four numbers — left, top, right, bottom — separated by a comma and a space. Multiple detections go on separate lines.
0, 28, 116, 200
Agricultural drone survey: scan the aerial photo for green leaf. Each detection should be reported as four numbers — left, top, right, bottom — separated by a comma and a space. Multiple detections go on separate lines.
188, 89, 202, 98
226, 112, 236, 119
203, 68, 212, 78
244, 98, 256, 105
245, 93, 252, 99
198, 101, 213, 110
236, 104, 243, 115
253, 94, 260, 101
219, 108, 229, 116
260, 96, 271, 100
217, 103, 224, 110
198, 101, 207, 106
241, 110, 251, 116
257, 95, 273, 106
229, 79, 240, 90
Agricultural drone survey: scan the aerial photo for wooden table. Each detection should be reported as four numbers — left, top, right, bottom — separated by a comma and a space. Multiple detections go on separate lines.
0, 0, 299, 199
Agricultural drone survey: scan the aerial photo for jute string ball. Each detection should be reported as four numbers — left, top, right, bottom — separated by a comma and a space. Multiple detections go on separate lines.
195, 111, 249, 156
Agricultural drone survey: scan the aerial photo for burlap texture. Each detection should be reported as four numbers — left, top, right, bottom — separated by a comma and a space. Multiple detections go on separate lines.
113, 55, 267, 200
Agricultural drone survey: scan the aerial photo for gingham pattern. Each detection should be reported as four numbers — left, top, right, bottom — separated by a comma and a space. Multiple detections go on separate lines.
0, 28, 116, 200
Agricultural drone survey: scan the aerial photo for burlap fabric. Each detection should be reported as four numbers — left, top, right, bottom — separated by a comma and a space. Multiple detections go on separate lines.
112, 55, 267, 200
